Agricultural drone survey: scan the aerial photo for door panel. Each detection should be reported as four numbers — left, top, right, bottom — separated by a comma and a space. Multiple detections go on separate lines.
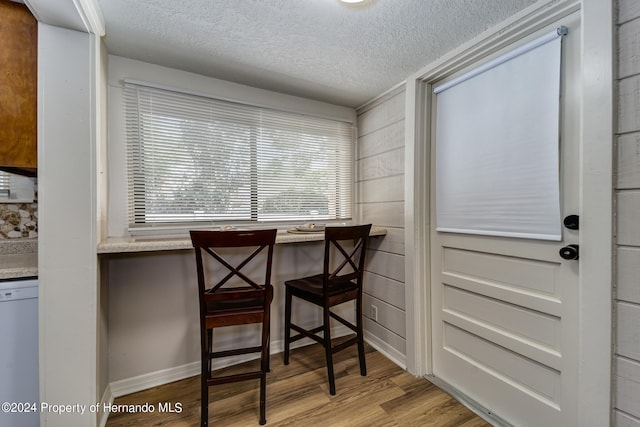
443, 283, 561, 351
443, 324, 561, 405
430, 14, 580, 427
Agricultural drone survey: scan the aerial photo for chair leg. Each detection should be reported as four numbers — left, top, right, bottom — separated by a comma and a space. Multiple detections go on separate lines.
201, 328, 211, 426
259, 370, 267, 425
266, 321, 271, 373
284, 287, 292, 365
201, 367, 208, 426
323, 306, 336, 395
356, 300, 367, 377
207, 329, 213, 374
259, 345, 267, 425
259, 300, 270, 425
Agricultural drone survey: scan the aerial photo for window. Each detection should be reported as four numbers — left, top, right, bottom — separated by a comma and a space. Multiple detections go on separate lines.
0, 171, 35, 202
0, 171, 9, 199
124, 82, 354, 227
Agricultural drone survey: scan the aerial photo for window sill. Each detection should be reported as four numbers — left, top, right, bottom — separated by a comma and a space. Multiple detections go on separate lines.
97, 226, 387, 254
0, 198, 35, 204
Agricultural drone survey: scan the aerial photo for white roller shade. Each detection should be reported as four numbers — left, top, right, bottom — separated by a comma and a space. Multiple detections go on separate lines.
434, 29, 565, 241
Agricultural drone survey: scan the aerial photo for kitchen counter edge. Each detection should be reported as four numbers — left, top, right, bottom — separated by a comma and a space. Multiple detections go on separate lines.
97, 227, 387, 254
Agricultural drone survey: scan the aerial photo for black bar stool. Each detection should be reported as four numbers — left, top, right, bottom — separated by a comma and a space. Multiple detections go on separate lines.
190, 229, 277, 426
283, 224, 372, 395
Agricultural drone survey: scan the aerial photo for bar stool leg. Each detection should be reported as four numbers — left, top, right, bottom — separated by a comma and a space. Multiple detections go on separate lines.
284, 287, 292, 365
356, 299, 367, 376
323, 306, 336, 395
201, 328, 211, 426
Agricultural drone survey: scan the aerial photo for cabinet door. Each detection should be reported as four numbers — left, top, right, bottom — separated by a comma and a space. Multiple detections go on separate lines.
0, 0, 37, 169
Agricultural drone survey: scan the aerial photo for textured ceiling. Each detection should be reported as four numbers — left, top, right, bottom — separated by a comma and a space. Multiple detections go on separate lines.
97, 0, 537, 107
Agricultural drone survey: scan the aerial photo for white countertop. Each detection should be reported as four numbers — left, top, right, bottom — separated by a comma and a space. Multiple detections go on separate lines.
0, 252, 38, 280
97, 226, 387, 254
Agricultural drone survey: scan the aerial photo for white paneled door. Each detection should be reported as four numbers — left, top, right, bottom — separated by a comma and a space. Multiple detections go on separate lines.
430, 14, 581, 427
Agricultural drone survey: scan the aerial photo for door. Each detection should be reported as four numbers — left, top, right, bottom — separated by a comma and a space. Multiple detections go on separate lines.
430, 14, 581, 427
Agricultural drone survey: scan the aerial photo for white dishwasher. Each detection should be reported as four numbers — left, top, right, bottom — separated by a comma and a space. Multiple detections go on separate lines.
0, 278, 39, 427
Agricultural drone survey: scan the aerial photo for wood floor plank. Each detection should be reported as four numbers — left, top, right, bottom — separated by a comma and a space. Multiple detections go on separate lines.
106, 342, 490, 426
381, 378, 489, 427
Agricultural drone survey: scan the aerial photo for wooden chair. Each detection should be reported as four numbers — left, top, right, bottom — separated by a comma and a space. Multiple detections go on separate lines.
283, 224, 372, 395
190, 229, 277, 426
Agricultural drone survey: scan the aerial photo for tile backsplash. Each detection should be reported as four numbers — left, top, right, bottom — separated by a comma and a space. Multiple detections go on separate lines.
0, 172, 38, 240
0, 202, 38, 239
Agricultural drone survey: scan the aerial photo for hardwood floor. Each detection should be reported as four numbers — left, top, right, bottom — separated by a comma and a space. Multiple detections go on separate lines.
106, 342, 490, 426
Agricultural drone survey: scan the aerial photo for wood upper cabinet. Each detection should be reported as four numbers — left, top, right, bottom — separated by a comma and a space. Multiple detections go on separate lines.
0, 0, 37, 170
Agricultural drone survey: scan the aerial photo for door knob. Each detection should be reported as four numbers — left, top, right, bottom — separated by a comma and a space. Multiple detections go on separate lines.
559, 244, 579, 260
563, 215, 579, 230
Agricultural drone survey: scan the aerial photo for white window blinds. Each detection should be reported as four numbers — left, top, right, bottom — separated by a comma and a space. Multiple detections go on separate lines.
433, 29, 565, 241
124, 82, 354, 226
0, 171, 9, 199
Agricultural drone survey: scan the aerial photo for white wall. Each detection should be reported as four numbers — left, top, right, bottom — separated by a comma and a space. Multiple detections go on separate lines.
356, 88, 407, 366
615, 1, 640, 425
38, 24, 100, 427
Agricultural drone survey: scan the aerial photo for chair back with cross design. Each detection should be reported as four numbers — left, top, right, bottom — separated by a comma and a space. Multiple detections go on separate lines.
190, 229, 277, 426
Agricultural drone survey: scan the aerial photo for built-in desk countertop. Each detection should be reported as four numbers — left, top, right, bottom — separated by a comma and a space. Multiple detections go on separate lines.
97, 226, 387, 254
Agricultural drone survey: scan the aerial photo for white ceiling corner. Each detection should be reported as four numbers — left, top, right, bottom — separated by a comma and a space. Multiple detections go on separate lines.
73, 0, 105, 36
93, 0, 538, 107
24, 0, 104, 35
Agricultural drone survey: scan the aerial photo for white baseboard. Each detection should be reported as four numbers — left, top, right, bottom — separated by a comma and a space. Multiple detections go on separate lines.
98, 384, 114, 427
109, 325, 353, 398
110, 361, 201, 398
364, 332, 407, 370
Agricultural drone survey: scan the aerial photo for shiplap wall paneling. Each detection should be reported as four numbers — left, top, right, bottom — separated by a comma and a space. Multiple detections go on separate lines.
360, 202, 404, 228
364, 272, 405, 309
618, 75, 640, 134
617, 247, 640, 304
358, 148, 405, 181
358, 121, 405, 159
617, 191, 640, 246
364, 318, 406, 355
357, 91, 405, 136
617, 412, 640, 427
619, 17, 640, 78
615, 2, 640, 425
363, 294, 406, 338
617, 303, 640, 361
369, 227, 405, 256
616, 357, 640, 420
619, 0, 640, 24
357, 88, 406, 361
357, 175, 404, 204
366, 249, 405, 283
617, 133, 640, 189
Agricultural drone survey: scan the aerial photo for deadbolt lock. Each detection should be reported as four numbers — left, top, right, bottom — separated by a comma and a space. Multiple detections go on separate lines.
559, 244, 579, 260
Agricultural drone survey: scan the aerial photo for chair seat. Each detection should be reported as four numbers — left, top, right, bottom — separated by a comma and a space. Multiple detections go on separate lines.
285, 274, 359, 305
204, 287, 270, 313
205, 296, 270, 328
285, 274, 358, 295
206, 296, 266, 312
